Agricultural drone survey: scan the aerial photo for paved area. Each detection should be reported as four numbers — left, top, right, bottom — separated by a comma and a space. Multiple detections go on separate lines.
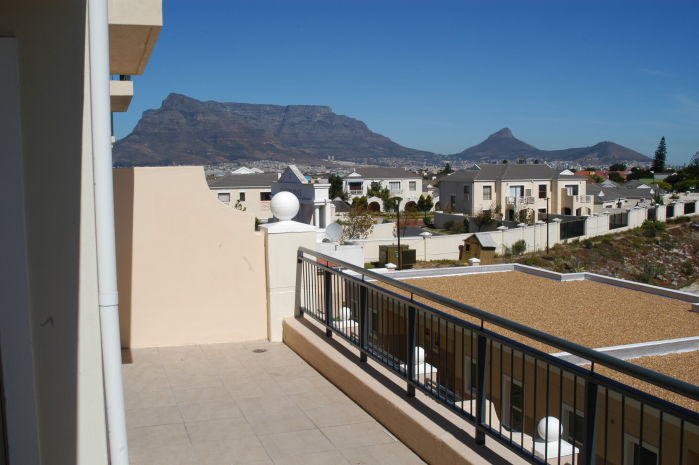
123, 341, 425, 465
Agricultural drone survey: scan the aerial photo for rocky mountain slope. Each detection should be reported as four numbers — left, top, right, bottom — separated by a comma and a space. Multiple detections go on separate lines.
453, 128, 651, 164
114, 94, 434, 166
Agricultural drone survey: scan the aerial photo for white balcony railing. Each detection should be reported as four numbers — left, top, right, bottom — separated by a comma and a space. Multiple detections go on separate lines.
349, 190, 363, 196
574, 195, 593, 203
506, 196, 535, 205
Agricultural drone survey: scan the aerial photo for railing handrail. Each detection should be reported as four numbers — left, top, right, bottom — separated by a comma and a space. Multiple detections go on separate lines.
298, 246, 699, 402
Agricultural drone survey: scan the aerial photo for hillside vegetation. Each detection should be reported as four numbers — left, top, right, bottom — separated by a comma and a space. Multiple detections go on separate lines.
512, 217, 698, 289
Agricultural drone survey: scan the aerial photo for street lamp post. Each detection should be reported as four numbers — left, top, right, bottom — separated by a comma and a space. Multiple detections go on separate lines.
546, 197, 550, 254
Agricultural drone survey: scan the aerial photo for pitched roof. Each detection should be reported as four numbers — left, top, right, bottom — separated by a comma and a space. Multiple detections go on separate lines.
587, 184, 656, 203
331, 200, 351, 212
346, 167, 420, 179
443, 164, 586, 182
472, 233, 497, 249
207, 172, 278, 189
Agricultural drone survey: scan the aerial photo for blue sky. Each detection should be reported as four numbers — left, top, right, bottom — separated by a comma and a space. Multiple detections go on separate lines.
114, 0, 699, 165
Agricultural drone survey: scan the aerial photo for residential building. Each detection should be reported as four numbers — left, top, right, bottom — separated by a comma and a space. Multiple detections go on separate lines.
439, 164, 591, 220
1, 0, 161, 463
342, 167, 423, 211
588, 181, 662, 210
208, 172, 279, 218
271, 165, 334, 228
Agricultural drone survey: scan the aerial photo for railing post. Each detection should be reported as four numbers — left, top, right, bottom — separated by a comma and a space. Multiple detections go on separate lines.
475, 333, 487, 445
294, 252, 303, 317
324, 270, 332, 337
406, 306, 416, 397
582, 380, 599, 465
359, 285, 368, 362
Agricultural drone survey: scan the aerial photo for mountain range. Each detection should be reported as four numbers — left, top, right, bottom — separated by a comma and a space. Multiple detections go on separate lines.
114, 93, 651, 166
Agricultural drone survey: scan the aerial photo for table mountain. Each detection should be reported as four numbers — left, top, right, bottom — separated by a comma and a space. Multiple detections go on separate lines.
452, 128, 651, 164
113, 93, 434, 166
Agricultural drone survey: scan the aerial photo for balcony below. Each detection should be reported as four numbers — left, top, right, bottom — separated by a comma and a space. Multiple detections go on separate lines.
506, 196, 535, 205
123, 341, 425, 465
109, 0, 162, 75
110, 79, 133, 112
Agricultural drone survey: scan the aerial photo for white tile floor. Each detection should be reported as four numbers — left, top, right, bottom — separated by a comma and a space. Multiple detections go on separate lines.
123, 341, 425, 465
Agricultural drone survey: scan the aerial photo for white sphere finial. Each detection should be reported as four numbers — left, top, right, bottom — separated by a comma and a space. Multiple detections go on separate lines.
271, 191, 299, 221
537, 417, 561, 442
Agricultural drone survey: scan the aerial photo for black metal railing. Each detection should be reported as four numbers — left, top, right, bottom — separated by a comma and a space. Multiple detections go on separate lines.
560, 219, 586, 240
296, 247, 699, 465
608, 213, 628, 230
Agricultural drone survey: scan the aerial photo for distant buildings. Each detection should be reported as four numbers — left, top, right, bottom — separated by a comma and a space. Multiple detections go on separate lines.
439, 164, 590, 220
342, 167, 424, 211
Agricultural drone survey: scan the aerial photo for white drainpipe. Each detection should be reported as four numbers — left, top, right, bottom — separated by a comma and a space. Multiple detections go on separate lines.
88, 0, 129, 463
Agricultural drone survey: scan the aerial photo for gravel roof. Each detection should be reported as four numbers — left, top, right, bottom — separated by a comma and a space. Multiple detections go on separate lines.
591, 351, 699, 411
389, 272, 698, 353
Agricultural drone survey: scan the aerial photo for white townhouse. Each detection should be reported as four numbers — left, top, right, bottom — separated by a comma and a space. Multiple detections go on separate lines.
342, 167, 424, 211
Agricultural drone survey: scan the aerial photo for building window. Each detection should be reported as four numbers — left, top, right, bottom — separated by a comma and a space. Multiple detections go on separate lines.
239, 192, 246, 201
348, 181, 363, 194
623, 435, 659, 465
538, 184, 547, 199
450, 195, 456, 208
463, 185, 471, 195
503, 376, 524, 432
563, 405, 585, 447
217, 193, 230, 202
565, 184, 579, 196
409, 181, 416, 191
483, 185, 492, 200
389, 181, 401, 194
260, 192, 272, 201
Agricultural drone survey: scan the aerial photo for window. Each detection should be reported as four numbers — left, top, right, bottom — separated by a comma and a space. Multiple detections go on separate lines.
349, 181, 363, 193
239, 192, 246, 201
483, 185, 492, 200
623, 435, 659, 465
217, 192, 230, 202
450, 195, 456, 208
463, 185, 471, 195
538, 184, 547, 199
563, 405, 585, 447
509, 185, 524, 198
389, 181, 401, 194
260, 192, 272, 201
409, 181, 416, 191
503, 376, 524, 431
565, 184, 579, 196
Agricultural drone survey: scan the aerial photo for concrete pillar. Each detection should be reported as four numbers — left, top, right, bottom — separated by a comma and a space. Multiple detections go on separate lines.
313, 205, 320, 228
261, 192, 317, 342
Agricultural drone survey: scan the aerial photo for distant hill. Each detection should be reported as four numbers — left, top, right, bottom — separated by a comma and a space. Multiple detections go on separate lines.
113, 93, 434, 166
452, 128, 651, 164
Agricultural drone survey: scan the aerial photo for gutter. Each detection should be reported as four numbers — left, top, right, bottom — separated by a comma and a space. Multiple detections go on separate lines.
88, 1, 130, 463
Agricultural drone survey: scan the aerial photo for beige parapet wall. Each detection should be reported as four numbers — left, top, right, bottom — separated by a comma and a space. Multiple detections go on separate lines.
114, 166, 268, 348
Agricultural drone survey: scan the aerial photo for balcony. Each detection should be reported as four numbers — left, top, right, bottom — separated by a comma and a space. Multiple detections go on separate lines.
294, 247, 699, 465
110, 79, 133, 112
109, 0, 163, 75
573, 195, 593, 204
349, 190, 364, 196
123, 342, 424, 464
506, 196, 535, 205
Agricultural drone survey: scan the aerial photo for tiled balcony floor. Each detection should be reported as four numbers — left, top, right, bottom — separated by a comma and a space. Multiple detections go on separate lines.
123, 341, 425, 465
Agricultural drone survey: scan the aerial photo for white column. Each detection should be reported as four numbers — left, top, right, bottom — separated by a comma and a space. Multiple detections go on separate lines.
261, 192, 318, 342
314, 206, 321, 228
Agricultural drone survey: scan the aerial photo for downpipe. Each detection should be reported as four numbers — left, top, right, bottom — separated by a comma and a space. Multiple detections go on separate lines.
88, 0, 129, 463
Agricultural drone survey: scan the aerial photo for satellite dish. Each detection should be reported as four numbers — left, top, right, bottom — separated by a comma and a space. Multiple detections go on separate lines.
325, 222, 343, 242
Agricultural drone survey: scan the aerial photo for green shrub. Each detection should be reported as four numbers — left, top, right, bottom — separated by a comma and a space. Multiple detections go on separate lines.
636, 263, 665, 283
582, 239, 594, 249
511, 239, 527, 256
667, 216, 690, 224
443, 221, 454, 230
640, 220, 666, 237
518, 256, 549, 268
681, 261, 694, 276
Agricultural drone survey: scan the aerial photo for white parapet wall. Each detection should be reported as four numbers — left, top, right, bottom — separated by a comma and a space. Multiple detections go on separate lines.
350, 200, 698, 264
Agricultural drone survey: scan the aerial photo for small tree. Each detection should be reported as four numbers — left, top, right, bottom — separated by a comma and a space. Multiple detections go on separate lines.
609, 163, 627, 171
652, 137, 667, 173
234, 199, 247, 211
441, 163, 454, 175
608, 172, 625, 183
417, 194, 434, 213
338, 206, 375, 242
329, 174, 347, 201
474, 209, 495, 232
351, 195, 368, 210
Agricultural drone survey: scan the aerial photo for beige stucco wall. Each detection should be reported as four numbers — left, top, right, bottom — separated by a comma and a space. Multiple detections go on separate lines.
115, 166, 268, 348
211, 186, 273, 220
